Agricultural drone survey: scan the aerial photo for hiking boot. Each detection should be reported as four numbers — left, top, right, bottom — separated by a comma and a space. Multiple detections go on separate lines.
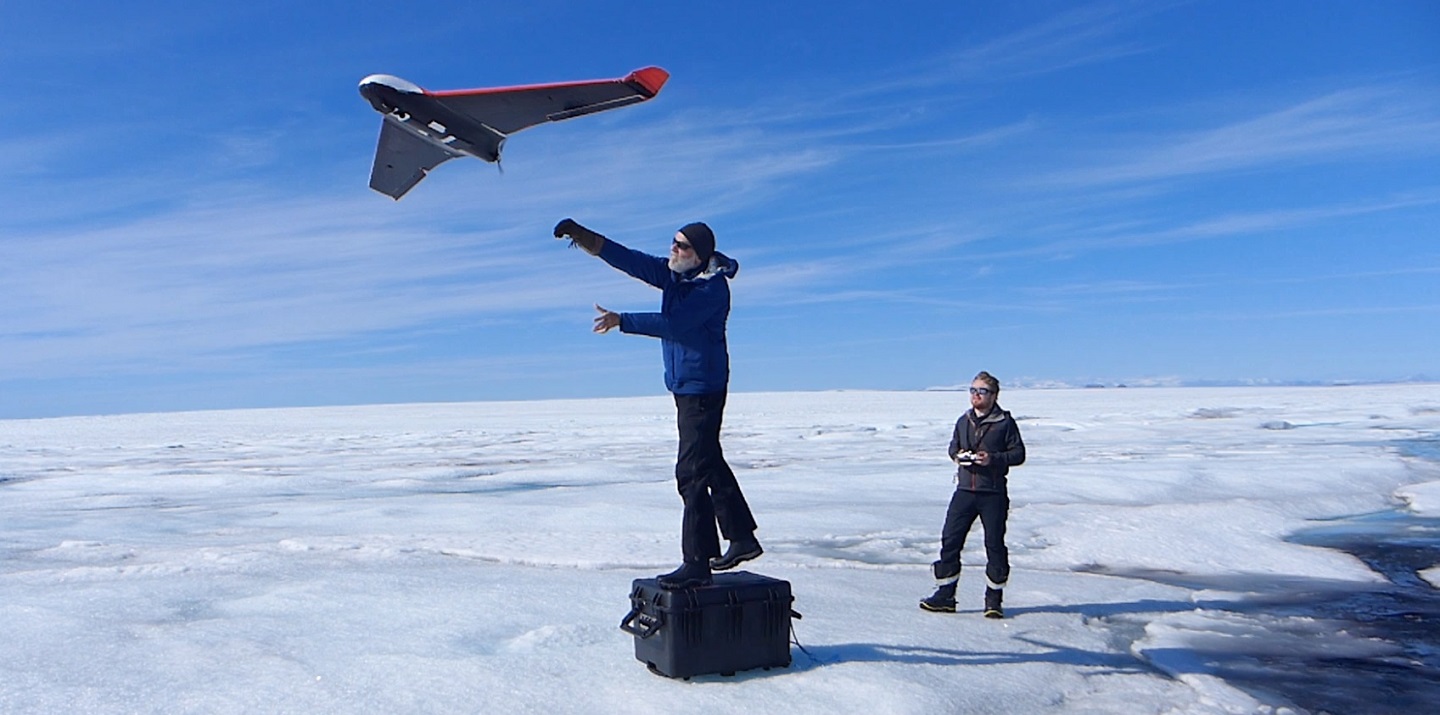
919, 585, 957, 613
984, 587, 1004, 619
710, 538, 763, 571
657, 561, 712, 590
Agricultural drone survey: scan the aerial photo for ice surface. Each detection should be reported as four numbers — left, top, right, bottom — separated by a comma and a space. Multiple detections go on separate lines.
2, 386, 1437, 713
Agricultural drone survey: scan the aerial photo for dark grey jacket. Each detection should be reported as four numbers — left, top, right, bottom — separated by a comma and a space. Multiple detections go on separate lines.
948, 405, 1026, 492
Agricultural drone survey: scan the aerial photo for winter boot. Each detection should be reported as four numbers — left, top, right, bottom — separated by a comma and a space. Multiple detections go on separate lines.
710, 538, 764, 571
919, 584, 957, 613
920, 560, 961, 613
984, 586, 1004, 619
657, 560, 712, 590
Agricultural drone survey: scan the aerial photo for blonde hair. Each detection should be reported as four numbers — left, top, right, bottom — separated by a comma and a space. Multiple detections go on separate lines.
973, 371, 1000, 393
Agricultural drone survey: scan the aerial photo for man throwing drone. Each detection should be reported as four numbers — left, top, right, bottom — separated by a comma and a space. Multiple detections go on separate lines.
553, 218, 762, 589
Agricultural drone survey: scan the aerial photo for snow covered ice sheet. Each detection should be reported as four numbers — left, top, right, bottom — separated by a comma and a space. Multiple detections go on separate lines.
2, 385, 1438, 714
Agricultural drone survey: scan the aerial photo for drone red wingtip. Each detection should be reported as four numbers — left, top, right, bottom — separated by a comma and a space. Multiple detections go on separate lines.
627, 66, 670, 97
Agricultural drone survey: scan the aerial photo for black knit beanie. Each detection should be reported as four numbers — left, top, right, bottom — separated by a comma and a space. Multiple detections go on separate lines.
679, 222, 715, 263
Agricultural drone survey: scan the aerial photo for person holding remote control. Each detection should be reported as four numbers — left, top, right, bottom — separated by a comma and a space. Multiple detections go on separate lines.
921, 371, 1027, 617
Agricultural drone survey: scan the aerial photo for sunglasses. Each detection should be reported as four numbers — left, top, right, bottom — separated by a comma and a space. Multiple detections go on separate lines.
672, 239, 693, 252
969, 387, 993, 396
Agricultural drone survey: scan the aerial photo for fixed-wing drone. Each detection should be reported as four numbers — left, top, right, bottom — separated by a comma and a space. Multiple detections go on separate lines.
359, 66, 669, 199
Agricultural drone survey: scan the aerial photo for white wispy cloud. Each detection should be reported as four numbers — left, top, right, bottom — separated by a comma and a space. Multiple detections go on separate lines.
1004, 190, 1440, 259
823, 0, 1172, 101
934, 0, 1167, 82
1038, 85, 1440, 187
0, 99, 844, 381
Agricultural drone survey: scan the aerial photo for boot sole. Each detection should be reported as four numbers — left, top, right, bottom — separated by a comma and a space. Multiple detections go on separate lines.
709, 546, 763, 572
919, 601, 957, 613
984, 609, 1004, 619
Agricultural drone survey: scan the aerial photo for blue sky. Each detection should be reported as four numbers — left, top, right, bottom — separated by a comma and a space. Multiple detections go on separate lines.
2, 1, 1437, 418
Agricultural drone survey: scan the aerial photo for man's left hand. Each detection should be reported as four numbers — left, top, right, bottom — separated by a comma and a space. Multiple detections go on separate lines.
974, 451, 992, 466
593, 304, 620, 334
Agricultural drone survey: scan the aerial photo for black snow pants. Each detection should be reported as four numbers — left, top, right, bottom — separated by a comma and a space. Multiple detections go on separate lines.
673, 391, 757, 564
936, 488, 1010, 587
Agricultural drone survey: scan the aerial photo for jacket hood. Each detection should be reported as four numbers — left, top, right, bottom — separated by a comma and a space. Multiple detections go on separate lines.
682, 251, 739, 281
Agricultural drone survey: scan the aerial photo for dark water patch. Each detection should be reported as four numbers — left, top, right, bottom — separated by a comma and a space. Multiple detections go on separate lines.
1396, 435, 1440, 462
1208, 653, 1435, 715
1235, 507, 1440, 714
1293, 510, 1440, 589
1038, 434, 1440, 712
1235, 432, 1440, 712
1081, 446, 1440, 715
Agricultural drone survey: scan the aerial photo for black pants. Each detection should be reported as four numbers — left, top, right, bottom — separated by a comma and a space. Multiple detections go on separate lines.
674, 392, 757, 563
936, 489, 1009, 587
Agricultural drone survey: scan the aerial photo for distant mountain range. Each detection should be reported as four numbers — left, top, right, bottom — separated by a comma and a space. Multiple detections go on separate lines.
926, 375, 1438, 391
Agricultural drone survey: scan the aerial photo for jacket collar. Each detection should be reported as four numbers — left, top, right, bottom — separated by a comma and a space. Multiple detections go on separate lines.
677, 251, 739, 282
969, 404, 1007, 424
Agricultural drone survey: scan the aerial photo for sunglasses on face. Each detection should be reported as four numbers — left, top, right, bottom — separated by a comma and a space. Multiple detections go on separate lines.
969, 387, 993, 396
672, 239, 693, 252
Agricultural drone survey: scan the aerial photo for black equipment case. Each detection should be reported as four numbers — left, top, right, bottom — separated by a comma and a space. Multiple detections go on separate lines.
619, 571, 794, 678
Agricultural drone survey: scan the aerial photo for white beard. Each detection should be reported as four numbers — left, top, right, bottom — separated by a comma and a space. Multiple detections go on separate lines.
668, 253, 702, 273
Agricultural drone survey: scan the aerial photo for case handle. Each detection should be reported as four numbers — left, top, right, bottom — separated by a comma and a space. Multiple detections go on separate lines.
619, 607, 663, 639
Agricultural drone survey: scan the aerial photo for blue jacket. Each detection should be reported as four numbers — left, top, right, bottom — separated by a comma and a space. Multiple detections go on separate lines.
598, 239, 738, 395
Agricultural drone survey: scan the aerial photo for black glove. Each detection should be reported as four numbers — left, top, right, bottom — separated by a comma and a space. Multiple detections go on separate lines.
552, 218, 581, 238
553, 218, 605, 255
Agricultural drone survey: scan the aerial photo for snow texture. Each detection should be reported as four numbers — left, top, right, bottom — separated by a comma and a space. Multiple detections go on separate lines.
2, 385, 1437, 714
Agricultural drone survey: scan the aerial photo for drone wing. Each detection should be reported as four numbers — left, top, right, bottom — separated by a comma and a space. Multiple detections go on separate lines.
360, 67, 669, 200
368, 116, 464, 200
432, 66, 669, 136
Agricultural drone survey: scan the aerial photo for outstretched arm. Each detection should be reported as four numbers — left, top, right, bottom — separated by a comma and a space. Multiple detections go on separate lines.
620, 277, 728, 338
597, 238, 672, 290
554, 218, 669, 288
554, 218, 605, 255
